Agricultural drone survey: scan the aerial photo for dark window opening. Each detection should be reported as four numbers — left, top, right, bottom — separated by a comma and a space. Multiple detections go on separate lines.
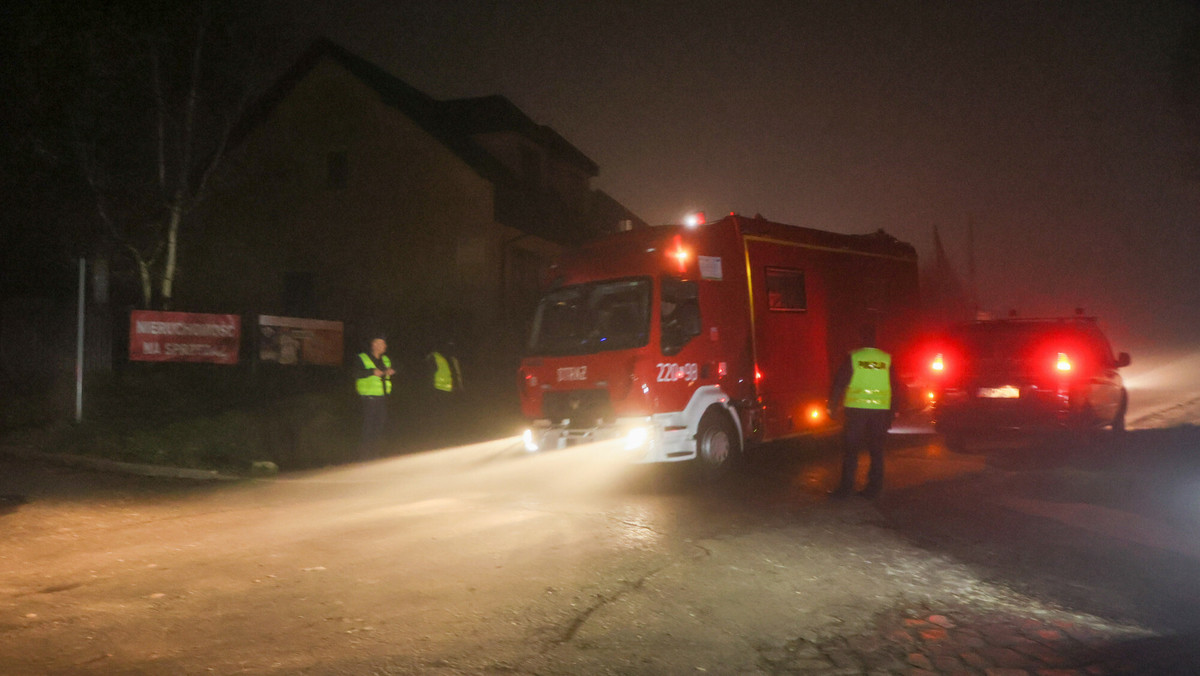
660, 276, 701, 356
766, 267, 806, 311
510, 248, 548, 328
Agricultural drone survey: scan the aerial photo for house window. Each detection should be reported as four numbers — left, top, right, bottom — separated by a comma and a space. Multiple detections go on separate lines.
765, 267, 806, 312
326, 150, 348, 189
510, 247, 547, 325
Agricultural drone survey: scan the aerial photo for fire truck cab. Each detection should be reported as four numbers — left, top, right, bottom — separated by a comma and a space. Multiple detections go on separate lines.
518, 214, 919, 475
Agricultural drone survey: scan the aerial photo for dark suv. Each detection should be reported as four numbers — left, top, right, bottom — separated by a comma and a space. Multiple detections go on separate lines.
927, 316, 1130, 450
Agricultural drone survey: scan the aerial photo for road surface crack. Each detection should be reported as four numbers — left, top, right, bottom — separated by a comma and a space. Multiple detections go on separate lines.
552, 565, 667, 647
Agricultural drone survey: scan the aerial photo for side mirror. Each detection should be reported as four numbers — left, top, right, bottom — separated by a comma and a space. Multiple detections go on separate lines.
1115, 352, 1131, 368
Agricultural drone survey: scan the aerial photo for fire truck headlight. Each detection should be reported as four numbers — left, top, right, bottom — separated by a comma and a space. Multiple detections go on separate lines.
624, 425, 650, 450
522, 428, 539, 453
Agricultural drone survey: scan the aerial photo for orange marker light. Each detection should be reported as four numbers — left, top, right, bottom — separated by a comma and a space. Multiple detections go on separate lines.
668, 234, 689, 272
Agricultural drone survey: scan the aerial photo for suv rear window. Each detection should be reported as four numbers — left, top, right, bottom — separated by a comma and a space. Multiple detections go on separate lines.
947, 320, 1115, 370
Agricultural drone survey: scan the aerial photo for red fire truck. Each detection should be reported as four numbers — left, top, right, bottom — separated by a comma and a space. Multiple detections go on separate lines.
517, 213, 919, 475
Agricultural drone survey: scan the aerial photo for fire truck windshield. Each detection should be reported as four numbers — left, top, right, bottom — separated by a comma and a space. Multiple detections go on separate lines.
526, 278, 651, 356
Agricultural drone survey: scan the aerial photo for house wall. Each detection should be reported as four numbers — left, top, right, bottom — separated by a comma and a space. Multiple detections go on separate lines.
470, 131, 591, 214
185, 59, 536, 364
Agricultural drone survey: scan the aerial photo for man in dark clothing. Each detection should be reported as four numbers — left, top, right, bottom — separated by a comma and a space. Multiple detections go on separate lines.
827, 325, 904, 499
356, 336, 394, 459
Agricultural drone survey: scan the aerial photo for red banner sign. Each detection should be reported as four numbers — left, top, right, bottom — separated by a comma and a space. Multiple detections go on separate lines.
129, 310, 241, 364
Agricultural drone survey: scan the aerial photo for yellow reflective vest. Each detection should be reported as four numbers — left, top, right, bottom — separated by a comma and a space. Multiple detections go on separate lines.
843, 347, 892, 410
356, 353, 392, 396
429, 351, 461, 393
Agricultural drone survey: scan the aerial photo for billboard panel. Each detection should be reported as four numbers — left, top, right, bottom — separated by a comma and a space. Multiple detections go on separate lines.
129, 310, 241, 364
258, 315, 343, 366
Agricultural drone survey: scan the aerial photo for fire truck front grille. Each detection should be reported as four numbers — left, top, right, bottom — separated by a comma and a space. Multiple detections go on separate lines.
542, 389, 614, 428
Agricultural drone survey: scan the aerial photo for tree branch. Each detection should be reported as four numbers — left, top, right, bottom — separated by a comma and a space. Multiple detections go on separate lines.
150, 42, 168, 201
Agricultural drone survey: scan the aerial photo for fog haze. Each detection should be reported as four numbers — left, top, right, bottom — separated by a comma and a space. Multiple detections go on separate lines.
264, 0, 1200, 351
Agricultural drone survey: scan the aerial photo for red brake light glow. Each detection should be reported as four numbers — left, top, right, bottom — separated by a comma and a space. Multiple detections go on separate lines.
1056, 352, 1072, 372
931, 353, 944, 372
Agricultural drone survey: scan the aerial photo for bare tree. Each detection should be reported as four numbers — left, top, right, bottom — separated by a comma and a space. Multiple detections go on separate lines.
77, 2, 260, 309
7, 1, 268, 309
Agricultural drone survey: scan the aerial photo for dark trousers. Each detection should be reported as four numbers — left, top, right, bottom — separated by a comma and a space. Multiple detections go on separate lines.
360, 395, 388, 459
422, 389, 459, 440
838, 407, 892, 491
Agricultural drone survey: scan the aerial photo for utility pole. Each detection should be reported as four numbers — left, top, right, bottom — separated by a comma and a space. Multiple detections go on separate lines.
75, 257, 85, 423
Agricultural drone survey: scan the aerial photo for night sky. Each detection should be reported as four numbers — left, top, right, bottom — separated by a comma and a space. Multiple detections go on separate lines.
264, 0, 1198, 351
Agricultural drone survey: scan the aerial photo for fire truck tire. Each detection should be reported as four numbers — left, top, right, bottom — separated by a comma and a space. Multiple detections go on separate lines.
694, 407, 740, 479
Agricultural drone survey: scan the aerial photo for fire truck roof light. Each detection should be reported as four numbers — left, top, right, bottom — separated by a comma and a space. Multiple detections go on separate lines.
669, 234, 689, 272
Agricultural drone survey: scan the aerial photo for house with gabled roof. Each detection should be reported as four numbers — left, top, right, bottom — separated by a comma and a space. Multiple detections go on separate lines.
183, 39, 644, 379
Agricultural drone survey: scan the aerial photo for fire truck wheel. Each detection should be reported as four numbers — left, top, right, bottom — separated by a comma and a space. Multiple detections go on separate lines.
695, 408, 740, 479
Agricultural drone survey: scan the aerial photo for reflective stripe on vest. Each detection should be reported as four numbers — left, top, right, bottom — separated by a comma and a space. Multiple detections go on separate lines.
430, 352, 455, 393
356, 353, 391, 396
844, 347, 892, 410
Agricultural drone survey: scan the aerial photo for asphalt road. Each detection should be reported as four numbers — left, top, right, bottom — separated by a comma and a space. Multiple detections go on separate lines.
2, 418, 1200, 674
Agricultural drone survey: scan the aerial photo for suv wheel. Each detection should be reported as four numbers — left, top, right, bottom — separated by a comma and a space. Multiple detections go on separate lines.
1112, 391, 1128, 434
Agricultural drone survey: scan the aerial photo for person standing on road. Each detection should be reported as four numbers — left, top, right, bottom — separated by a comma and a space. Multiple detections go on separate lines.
827, 324, 903, 499
356, 336, 395, 459
424, 339, 465, 437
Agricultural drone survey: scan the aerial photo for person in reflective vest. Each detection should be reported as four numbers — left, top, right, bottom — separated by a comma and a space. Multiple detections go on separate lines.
356, 336, 394, 459
427, 346, 463, 395
425, 342, 464, 434
827, 325, 904, 499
